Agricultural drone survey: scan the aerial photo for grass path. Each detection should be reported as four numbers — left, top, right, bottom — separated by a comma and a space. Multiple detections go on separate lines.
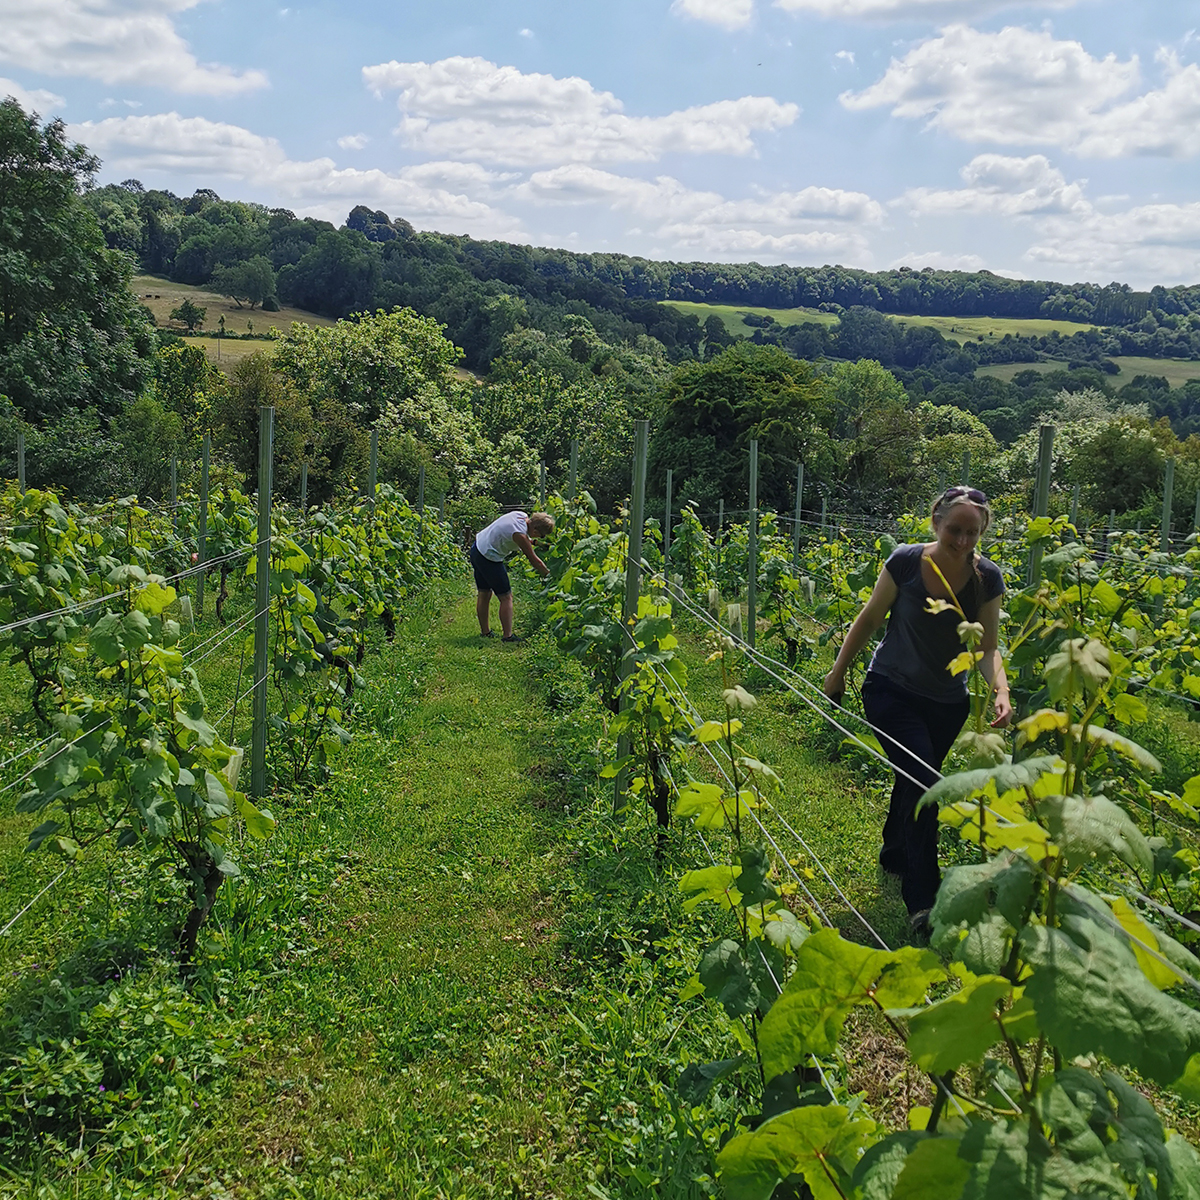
183, 589, 597, 1198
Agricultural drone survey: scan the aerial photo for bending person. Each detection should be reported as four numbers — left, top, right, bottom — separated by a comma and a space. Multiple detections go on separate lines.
470, 510, 555, 642
822, 487, 1012, 936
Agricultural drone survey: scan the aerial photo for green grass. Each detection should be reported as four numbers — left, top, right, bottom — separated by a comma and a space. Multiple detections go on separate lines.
0, 580, 751, 1197
977, 356, 1200, 388
662, 300, 1093, 344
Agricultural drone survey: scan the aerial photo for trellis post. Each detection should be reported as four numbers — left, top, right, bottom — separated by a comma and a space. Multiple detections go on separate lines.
197, 432, 210, 615
250, 406, 274, 800
368, 426, 379, 509
16, 430, 24, 495
664, 468, 673, 566
615, 420, 649, 817
569, 438, 579, 500
1162, 457, 1176, 553
793, 463, 804, 571
1027, 423, 1055, 586
747, 440, 759, 649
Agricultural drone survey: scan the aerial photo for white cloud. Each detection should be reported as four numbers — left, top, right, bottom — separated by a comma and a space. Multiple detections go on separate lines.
72, 113, 523, 237
520, 164, 880, 261
888, 251, 988, 271
0, 0, 267, 96
670, 0, 754, 31
518, 27, 534, 38
899, 154, 1089, 217
362, 55, 797, 165
775, 0, 1077, 16
842, 25, 1138, 147
337, 133, 370, 150
670, 0, 1080, 26
1072, 50, 1200, 157
835, 50, 856, 65
0, 78, 66, 113
1027, 200, 1200, 284
844, 25, 1200, 159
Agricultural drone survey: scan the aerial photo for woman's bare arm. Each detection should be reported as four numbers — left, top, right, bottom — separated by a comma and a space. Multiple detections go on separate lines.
976, 595, 1012, 727
513, 532, 548, 577
823, 568, 898, 698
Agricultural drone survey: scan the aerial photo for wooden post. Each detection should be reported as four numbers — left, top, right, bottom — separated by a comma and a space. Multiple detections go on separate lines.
417, 464, 425, 538
664, 468, 673, 566
369, 426, 379, 509
250, 406, 274, 799
615, 420, 649, 817
1027, 423, 1055, 586
820, 495, 828, 538
1162, 457, 1176, 553
716, 498, 724, 579
747, 440, 759, 649
961, 450, 971, 486
539, 461, 547, 509
16, 430, 24, 495
1070, 482, 1079, 529
793, 463, 804, 571
197, 433, 210, 615
439, 493, 446, 523
300, 462, 308, 516
170, 454, 178, 515
1193, 490, 1200, 535
569, 438, 578, 501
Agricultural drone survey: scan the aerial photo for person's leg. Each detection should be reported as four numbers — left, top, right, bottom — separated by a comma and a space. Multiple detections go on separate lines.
476, 590, 493, 635
862, 677, 942, 911
902, 694, 970, 915
498, 591, 514, 637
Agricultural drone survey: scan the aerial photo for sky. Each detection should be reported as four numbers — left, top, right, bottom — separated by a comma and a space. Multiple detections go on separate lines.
2, 0, 1198, 289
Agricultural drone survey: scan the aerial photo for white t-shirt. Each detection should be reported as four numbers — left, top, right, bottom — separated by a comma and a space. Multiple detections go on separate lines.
475, 511, 528, 562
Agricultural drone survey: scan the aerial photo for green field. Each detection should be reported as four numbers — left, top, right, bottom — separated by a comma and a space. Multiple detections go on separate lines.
978, 356, 1200, 388
132, 274, 333, 366
663, 300, 1094, 345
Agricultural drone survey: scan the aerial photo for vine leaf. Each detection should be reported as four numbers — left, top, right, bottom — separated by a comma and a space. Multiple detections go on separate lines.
716, 1104, 874, 1200
851, 1132, 927, 1200
1109, 897, 1185, 990
758, 928, 892, 1079
699, 938, 761, 1017
1021, 915, 1200, 1086
1045, 638, 1111, 702
931, 852, 1039, 934
906, 971, 1011, 1074
1035, 793, 1153, 876
890, 1136, 969, 1200
677, 1055, 745, 1105
919, 756, 1061, 813
679, 863, 742, 911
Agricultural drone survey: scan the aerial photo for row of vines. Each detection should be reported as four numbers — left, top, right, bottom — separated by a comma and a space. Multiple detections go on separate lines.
0, 483, 457, 959
538, 489, 1200, 1199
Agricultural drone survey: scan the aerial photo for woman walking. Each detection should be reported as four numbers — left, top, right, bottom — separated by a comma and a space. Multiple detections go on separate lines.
822, 487, 1012, 936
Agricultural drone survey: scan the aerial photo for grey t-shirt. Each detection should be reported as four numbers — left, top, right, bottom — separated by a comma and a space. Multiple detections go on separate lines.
868, 543, 1005, 701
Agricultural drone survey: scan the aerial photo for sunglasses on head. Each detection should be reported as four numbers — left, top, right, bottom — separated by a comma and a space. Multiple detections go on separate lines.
940, 486, 988, 506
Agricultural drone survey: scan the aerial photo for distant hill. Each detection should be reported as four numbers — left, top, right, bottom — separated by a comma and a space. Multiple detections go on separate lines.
86, 182, 1200, 374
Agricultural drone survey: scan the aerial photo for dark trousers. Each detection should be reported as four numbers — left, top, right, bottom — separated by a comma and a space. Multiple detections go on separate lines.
861, 672, 969, 915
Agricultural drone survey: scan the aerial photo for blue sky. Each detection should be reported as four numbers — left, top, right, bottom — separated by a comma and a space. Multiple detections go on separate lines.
2, 0, 1198, 287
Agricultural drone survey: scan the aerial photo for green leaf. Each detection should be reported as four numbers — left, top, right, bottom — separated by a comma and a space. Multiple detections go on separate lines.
1045, 638, 1111, 702
1166, 1133, 1200, 1200
851, 1132, 926, 1200
135, 579, 176, 616
1021, 915, 1200, 1086
699, 938, 761, 1017
906, 971, 1011, 1073
1036, 793, 1153, 876
931, 852, 1040, 935
874, 947, 945, 1010
677, 1056, 745, 1105
716, 1104, 875, 1200
88, 612, 124, 663
758, 928, 892, 1079
891, 1136, 970, 1200
919, 757, 1061, 813
762, 907, 811, 956
1113, 691, 1149, 725
693, 718, 743, 744
680, 863, 742, 912
236, 794, 276, 839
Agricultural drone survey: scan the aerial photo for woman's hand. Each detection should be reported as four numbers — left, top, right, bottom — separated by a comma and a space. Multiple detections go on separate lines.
990, 690, 1013, 728
823, 670, 846, 704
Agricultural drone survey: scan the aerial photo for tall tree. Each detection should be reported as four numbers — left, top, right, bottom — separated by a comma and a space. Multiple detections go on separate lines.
0, 99, 155, 422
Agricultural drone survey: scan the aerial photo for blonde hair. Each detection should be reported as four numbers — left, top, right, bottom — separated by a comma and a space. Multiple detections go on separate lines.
527, 512, 555, 537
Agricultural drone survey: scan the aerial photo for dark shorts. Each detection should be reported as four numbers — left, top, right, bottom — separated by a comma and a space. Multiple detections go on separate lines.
470, 544, 511, 596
